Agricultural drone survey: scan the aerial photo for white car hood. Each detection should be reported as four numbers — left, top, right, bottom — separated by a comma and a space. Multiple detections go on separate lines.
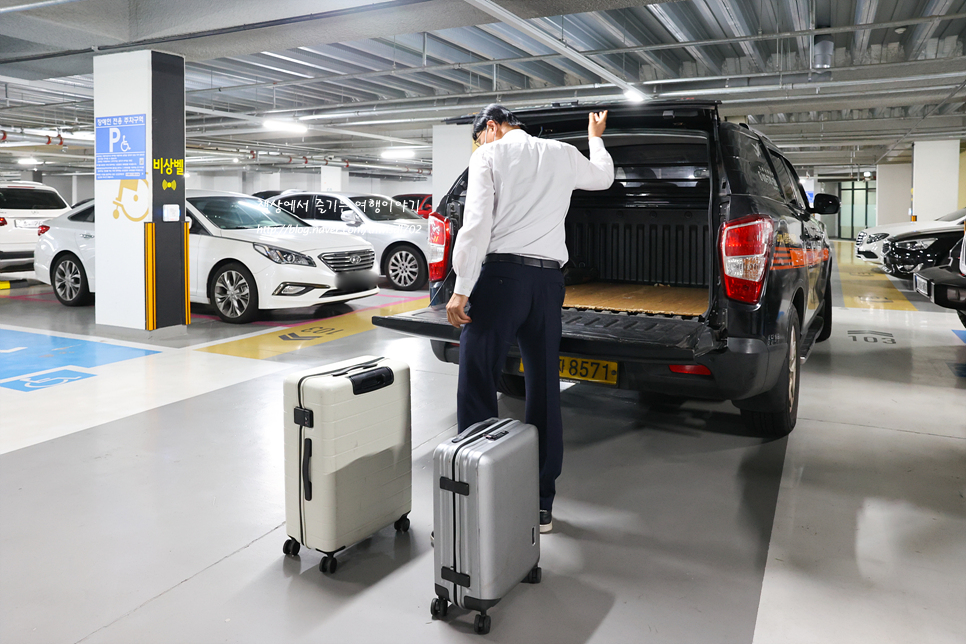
220, 227, 373, 253
862, 218, 964, 238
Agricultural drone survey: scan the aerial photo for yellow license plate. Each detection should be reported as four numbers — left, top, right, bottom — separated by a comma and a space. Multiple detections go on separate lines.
520, 356, 618, 385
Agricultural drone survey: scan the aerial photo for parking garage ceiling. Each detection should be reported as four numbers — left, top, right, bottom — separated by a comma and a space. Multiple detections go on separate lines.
1, 0, 965, 179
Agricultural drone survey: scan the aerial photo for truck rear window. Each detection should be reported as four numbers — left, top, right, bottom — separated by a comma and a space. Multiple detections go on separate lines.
567, 133, 710, 205
0, 188, 67, 210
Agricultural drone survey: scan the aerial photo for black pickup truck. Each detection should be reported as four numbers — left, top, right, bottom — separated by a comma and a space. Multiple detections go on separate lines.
374, 101, 838, 437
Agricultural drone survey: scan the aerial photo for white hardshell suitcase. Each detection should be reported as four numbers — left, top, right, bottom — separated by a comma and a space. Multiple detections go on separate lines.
431, 418, 542, 635
282, 355, 412, 573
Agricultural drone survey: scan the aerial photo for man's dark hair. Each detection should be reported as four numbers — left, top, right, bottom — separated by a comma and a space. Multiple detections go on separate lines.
472, 104, 523, 140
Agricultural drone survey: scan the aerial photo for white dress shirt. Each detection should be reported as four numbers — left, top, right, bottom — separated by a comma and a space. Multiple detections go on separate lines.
452, 128, 615, 296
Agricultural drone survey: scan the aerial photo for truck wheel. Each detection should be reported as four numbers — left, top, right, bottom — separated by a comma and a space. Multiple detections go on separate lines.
740, 310, 800, 438
816, 273, 833, 342
959, 310, 966, 329
497, 373, 526, 398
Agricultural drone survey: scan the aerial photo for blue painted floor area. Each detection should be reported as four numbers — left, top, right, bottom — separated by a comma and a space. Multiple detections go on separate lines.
0, 329, 159, 382
954, 329, 966, 344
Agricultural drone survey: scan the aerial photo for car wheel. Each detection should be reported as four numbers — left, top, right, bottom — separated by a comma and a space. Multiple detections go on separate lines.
739, 310, 801, 438
51, 254, 92, 306
497, 373, 526, 398
385, 246, 427, 291
211, 262, 259, 324
816, 272, 833, 342
958, 310, 966, 329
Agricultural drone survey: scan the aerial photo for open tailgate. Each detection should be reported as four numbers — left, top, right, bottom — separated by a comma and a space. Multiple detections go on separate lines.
372, 307, 717, 360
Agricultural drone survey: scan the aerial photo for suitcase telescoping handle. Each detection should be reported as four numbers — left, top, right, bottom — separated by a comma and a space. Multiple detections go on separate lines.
302, 438, 312, 501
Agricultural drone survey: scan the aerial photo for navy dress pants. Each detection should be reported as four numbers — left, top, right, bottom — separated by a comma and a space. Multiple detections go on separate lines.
457, 260, 566, 512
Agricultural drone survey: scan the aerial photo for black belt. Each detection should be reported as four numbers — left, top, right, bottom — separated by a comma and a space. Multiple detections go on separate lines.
483, 253, 561, 270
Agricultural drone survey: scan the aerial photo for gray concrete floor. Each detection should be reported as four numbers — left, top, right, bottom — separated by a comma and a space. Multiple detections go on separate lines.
1, 267, 964, 644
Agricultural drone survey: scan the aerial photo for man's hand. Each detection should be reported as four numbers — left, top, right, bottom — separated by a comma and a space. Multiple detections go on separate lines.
588, 110, 608, 138
446, 293, 472, 328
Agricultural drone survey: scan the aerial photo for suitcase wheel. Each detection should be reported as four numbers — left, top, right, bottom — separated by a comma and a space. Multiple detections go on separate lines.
319, 555, 338, 574
473, 613, 491, 635
523, 566, 542, 584
430, 597, 449, 619
393, 514, 411, 533
282, 538, 300, 557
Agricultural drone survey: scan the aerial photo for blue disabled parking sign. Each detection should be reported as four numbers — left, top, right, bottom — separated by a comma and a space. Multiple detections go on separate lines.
95, 114, 147, 180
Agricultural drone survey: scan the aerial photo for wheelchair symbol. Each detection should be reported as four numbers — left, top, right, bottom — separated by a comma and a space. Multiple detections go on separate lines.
22, 374, 85, 389
120, 136, 131, 152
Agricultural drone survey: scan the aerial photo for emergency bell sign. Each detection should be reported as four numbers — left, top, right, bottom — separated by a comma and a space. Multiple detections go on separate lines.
95, 114, 147, 180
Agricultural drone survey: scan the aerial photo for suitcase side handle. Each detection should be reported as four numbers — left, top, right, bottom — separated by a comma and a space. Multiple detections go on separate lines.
302, 438, 313, 501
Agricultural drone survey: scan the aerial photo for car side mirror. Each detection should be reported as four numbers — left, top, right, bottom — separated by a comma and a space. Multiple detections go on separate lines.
811, 193, 840, 215
185, 214, 193, 228
341, 209, 361, 225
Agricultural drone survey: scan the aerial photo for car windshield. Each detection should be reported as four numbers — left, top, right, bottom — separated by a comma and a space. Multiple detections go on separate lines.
349, 195, 422, 221
0, 188, 68, 210
937, 209, 966, 222
187, 196, 309, 229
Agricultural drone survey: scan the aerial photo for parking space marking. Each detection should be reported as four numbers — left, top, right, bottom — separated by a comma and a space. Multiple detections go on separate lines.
0, 328, 160, 382
831, 241, 917, 311
196, 296, 429, 360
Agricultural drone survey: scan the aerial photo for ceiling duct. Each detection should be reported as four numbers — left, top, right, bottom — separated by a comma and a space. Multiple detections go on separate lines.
813, 34, 834, 69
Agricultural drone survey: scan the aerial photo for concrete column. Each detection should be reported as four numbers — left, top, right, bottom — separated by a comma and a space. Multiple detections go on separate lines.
94, 50, 187, 332
875, 163, 912, 226
912, 139, 960, 221
432, 124, 473, 212
319, 165, 343, 191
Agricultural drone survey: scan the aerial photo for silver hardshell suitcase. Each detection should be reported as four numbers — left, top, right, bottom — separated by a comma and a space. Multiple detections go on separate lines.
281, 356, 412, 574
431, 418, 542, 635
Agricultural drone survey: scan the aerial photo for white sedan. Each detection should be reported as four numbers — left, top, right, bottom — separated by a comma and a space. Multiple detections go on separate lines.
855, 208, 966, 264
34, 190, 380, 323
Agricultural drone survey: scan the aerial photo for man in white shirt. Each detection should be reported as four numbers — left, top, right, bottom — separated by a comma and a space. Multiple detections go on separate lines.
446, 104, 614, 532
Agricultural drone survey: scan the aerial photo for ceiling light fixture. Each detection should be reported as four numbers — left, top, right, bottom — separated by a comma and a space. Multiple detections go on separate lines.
233, 158, 239, 163
623, 88, 647, 103
381, 149, 416, 159
263, 119, 308, 134
17, 158, 41, 165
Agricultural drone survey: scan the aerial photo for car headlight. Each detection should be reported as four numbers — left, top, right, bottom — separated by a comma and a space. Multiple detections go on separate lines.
866, 233, 888, 243
253, 243, 315, 266
894, 238, 937, 251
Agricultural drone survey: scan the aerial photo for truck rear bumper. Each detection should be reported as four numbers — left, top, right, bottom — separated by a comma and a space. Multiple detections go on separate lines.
431, 335, 787, 403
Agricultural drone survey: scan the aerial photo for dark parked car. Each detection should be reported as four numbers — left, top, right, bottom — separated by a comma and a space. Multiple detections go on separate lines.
374, 101, 838, 437
252, 190, 283, 200
913, 232, 966, 328
393, 193, 433, 218
882, 219, 964, 278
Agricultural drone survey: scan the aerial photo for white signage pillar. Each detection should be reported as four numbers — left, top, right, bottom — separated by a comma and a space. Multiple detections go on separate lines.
94, 50, 187, 331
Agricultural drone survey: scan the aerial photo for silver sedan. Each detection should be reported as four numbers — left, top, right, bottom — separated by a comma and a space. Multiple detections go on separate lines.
269, 192, 429, 290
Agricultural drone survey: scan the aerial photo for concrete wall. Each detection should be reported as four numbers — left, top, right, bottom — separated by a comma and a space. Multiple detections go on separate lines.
912, 139, 960, 221
875, 163, 912, 226
345, 174, 430, 199
184, 169, 428, 200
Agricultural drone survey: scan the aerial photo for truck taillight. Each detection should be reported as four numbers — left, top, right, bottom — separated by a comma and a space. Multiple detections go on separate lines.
429, 212, 450, 282
720, 216, 774, 304
38, 225, 50, 235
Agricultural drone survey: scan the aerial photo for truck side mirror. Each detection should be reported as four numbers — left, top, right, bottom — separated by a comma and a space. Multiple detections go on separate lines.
811, 193, 840, 215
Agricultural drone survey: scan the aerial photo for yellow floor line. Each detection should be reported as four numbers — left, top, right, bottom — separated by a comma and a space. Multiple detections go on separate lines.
832, 240, 917, 311
197, 297, 430, 360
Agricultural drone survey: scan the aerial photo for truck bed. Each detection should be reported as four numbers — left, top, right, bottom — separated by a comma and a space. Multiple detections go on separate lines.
564, 283, 708, 316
